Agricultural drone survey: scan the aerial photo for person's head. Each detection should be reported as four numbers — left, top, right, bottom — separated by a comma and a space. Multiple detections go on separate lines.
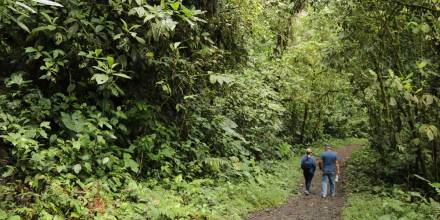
306, 148, 312, 155
324, 144, 332, 151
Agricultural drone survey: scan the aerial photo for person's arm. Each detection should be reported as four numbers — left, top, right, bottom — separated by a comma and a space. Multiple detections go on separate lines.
336, 160, 340, 175
317, 156, 322, 170
312, 157, 317, 172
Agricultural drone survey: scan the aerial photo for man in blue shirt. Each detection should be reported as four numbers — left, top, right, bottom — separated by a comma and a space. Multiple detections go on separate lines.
318, 144, 340, 198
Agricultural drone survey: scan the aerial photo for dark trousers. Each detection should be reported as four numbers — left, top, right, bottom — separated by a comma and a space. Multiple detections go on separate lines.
303, 171, 314, 192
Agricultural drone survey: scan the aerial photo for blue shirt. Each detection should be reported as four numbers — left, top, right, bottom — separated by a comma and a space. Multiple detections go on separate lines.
320, 151, 338, 173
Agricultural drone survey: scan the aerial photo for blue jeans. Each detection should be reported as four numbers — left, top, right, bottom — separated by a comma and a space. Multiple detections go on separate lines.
322, 172, 336, 196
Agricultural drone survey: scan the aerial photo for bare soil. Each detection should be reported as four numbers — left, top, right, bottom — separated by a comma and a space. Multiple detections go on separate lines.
247, 145, 358, 220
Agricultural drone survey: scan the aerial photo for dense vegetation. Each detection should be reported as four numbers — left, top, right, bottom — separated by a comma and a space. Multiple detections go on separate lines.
0, 0, 363, 218
343, 147, 440, 220
0, 0, 439, 219
333, 0, 440, 218
333, 0, 440, 187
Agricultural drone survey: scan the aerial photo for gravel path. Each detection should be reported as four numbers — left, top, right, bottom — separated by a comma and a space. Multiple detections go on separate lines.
247, 145, 359, 220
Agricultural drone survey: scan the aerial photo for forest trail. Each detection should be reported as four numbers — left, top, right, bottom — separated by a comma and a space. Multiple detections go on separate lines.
247, 145, 359, 220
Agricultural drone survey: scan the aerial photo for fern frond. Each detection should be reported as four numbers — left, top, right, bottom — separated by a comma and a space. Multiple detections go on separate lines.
204, 157, 229, 172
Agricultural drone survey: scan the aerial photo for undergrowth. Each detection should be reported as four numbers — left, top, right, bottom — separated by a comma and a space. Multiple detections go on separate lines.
0, 157, 301, 219
343, 147, 440, 220
343, 192, 440, 220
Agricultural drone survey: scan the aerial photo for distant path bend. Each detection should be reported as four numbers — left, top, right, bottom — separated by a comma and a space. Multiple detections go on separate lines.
247, 145, 359, 220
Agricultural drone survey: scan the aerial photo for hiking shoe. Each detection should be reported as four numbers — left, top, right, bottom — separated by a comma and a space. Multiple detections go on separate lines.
321, 194, 327, 198
304, 190, 310, 195
331, 193, 336, 197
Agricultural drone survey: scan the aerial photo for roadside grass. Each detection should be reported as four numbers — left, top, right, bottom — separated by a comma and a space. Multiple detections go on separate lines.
0, 157, 303, 219
129, 157, 304, 220
343, 192, 440, 220
342, 147, 440, 220
325, 137, 368, 148
3, 138, 376, 219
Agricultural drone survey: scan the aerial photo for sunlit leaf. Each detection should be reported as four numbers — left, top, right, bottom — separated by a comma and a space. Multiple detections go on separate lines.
92, 74, 109, 85
113, 73, 132, 79
16, 2, 36, 13
416, 60, 429, 69
134, 36, 146, 44
102, 157, 110, 164
11, 17, 30, 32
422, 94, 434, 106
73, 164, 82, 174
389, 97, 397, 106
95, 25, 105, 33
170, 2, 180, 10
32, 0, 63, 7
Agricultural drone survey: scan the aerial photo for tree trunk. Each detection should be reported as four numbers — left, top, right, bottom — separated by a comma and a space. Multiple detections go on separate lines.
433, 140, 439, 181
299, 103, 309, 144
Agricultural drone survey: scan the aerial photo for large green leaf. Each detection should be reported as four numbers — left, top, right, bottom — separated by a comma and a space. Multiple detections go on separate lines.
170, 2, 180, 11
10, 17, 30, 32
5, 72, 32, 87
123, 153, 139, 173
92, 74, 109, 85
60, 111, 86, 133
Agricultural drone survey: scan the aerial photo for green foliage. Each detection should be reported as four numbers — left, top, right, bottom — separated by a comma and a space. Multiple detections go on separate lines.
345, 148, 397, 190
272, 6, 367, 144
0, 86, 132, 184
0, 158, 301, 219
332, 0, 440, 184
0, 0, 361, 179
343, 146, 440, 220
343, 192, 440, 220
0, 0, 369, 218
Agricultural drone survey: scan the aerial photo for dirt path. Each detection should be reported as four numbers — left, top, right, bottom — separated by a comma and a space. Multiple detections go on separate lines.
247, 145, 359, 220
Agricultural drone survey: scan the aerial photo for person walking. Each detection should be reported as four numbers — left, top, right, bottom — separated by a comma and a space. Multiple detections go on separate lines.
318, 144, 340, 198
300, 148, 316, 195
